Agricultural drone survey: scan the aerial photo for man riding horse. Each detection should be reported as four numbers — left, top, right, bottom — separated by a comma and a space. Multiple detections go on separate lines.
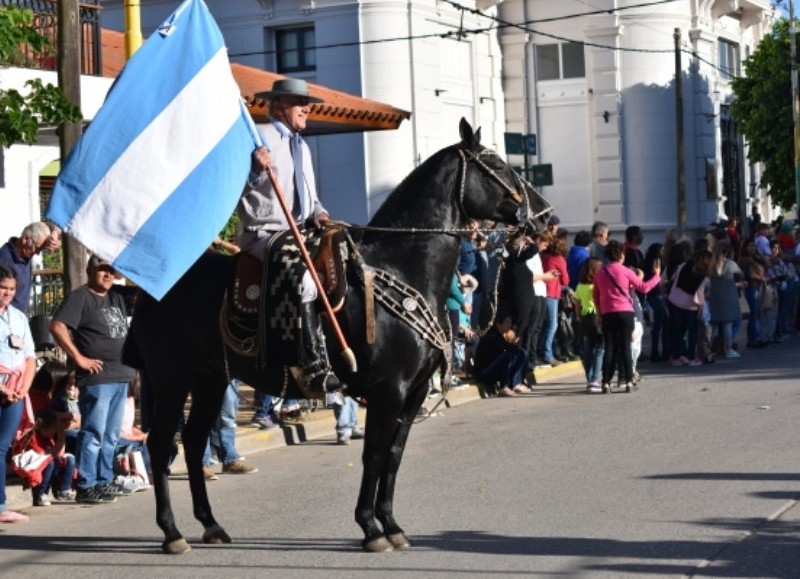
237, 77, 344, 399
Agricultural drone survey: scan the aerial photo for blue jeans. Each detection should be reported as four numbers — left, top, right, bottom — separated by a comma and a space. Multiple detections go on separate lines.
332, 396, 359, 433
580, 317, 604, 383
252, 390, 277, 420
204, 379, 240, 466
542, 297, 559, 362
0, 399, 24, 511
35, 453, 76, 495
744, 286, 762, 344
477, 346, 529, 389
76, 382, 128, 490
647, 293, 669, 357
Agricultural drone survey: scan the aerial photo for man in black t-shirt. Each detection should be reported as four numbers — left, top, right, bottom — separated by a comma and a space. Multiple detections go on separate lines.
50, 255, 136, 504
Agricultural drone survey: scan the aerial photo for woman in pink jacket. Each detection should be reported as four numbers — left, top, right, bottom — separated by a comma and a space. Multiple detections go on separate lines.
593, 240, 661, 392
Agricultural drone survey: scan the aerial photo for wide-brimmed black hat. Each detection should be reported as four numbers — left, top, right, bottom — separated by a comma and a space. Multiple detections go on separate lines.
257, 78, 324, 103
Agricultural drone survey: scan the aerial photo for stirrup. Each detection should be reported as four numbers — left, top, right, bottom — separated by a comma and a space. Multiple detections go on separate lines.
303, 363, 343, 393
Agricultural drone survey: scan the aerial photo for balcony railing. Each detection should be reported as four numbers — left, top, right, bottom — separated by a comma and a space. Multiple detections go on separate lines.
1, 0, 102, 76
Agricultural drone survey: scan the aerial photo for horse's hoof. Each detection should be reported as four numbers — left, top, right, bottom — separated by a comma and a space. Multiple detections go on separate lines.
362, 536, 394, 553
386, 532, 412, 549
162, 538, 192, 555
202, 524, 232, 545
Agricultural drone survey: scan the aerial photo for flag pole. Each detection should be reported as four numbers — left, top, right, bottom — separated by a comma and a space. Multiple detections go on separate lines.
264, 168, 358, 373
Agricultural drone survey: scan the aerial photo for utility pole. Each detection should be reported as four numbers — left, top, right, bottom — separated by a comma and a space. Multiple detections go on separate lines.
58, 0, 85, 293
674, 28, 686, 238
124, 0, 143, 58
790, 0, 800, 222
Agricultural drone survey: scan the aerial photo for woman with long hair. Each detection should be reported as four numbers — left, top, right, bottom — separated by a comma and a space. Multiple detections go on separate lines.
667, 249, 712, 366
708, 240, 745, 358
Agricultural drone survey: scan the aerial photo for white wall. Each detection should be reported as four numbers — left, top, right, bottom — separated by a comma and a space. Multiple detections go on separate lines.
0, 68, 113, 242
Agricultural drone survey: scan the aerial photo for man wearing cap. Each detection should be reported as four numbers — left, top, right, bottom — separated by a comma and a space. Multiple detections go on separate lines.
237, 77, 343, 397
50, 256, 136, 504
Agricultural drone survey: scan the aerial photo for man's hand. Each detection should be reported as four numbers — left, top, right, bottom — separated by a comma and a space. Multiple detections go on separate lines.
76, 354, 104, 374
314, 212, 331, 229
251, 146, 272, 174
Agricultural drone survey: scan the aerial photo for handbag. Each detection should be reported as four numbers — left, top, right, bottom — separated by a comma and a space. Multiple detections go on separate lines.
667, 264, 697, 310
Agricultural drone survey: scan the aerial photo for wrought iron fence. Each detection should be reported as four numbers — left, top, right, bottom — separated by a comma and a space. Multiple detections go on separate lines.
0, 0, 102, 76
29, 267, 64, 317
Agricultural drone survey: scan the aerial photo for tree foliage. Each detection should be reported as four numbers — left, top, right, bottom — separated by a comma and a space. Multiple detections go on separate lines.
0, 6, 82, 147
730, 19, 794, 209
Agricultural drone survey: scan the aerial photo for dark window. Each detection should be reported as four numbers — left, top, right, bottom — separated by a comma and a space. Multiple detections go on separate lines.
536, 42, 585, 81
562, 42, 585, 79
719, 39, 740, 80
537, 44, 560, 81
276, 27, 316, 73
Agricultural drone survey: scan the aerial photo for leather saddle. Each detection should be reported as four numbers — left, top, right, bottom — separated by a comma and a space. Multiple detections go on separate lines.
228, 226, 349, 319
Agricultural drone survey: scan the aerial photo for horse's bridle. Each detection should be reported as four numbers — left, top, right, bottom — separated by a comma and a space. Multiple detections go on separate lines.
456, 146, 551, 230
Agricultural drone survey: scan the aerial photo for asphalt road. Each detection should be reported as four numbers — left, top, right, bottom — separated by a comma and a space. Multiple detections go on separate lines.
2, 340, 800, 578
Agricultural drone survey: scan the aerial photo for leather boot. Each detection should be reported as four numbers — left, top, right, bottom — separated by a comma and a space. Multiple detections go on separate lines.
299, 302, 344, 394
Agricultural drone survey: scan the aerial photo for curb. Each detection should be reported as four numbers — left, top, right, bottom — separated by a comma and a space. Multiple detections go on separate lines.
4, 361, 583, 512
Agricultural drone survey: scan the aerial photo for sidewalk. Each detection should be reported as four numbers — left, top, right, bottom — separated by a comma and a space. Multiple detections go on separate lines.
3, 361, 583, 513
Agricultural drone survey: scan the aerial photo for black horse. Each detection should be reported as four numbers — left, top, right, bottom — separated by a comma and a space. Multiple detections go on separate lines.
126, 119, 552, 554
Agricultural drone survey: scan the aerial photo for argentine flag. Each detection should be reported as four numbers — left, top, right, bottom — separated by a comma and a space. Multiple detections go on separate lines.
47, 0, 260, 300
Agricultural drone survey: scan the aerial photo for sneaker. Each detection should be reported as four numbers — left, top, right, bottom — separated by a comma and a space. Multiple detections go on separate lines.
116, 475, 151, 493
671, 356, 689, 366
0, 510, 29, 523
337, 429, 352, 445
498, 386, 517, 397
75, 486, 117, 504
688, 358, 703, 367
203, 466, 219, 481
724, 349, 741, 359
54, 489, 77, 502
250, 415, 280, 430
512, 384, 531, 394
350, 426, 365, 440
544, 358, 562, 367
587, 382, 602, 394
98, 482, 128, 496
222, 459, 258, 475
33, 493, 51, 507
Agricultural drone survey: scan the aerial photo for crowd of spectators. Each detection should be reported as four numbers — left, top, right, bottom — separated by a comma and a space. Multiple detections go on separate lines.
448, 212, 800, 398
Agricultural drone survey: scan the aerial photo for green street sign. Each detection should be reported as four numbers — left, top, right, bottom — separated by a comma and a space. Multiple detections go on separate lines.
504, 132, 524, 155
505, 132, 537, 156
531, 164, 553, 186
526, 134, 537, 156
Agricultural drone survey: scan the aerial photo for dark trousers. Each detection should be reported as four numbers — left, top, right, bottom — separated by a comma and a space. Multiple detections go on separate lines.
601, 311, 635, 384
525, 296, 546, 364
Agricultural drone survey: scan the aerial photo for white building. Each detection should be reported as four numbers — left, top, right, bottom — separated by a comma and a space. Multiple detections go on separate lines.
498, 0, 776, 240
100, 0, 509, 225
0, 68, 113, 243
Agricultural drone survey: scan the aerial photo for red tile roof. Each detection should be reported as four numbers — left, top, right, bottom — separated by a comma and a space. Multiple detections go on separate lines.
101, 29, 410, 136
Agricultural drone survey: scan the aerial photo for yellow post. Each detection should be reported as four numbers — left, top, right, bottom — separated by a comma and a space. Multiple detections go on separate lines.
124, 0, 143, 59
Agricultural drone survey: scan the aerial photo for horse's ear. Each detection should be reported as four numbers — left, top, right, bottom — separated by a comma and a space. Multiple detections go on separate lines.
459, 118, 481, 148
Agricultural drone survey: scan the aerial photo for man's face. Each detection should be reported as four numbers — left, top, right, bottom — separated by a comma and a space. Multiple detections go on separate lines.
19, 233, 47, 260
273, 96, 311, 132
88, 264, 119, 292
598, 229, 609, 245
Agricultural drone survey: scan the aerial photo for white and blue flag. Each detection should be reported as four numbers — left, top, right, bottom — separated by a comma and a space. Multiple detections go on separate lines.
47, 0, 260, 300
